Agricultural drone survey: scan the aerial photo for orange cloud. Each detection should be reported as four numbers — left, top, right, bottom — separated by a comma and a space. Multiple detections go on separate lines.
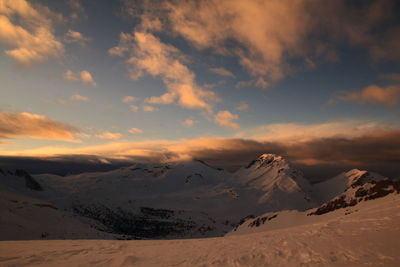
183, 119, 197, 127
70, 94, 89, 102
125, 0, 400, 88
331, 85, 400, 107
122, 96, 137, 103
96, 131, 123, 140
0, 0, 64, 65
163, 0, 314, 86
2, 121, 399, 178
80, 70, 96, 86
110, 31, 219, 112
64, 29, 90, 45
0, 111, 78, 142
129, 105, 139, 112
143, 105, 157, 112
129, 128, 143, 134
215, 110, 240, 129
237, 120, 393, 143
63, 70, 96, 86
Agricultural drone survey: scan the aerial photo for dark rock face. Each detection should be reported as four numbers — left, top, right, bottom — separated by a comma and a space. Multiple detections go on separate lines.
365, 179, 400, 200
350, 172, 372, 188
14, 169, 43, 191
309, 178, 400, 216
140, 207, 174, 219
248, 214, 278, 228
232, 214, 255, 231
308, 196, 358, 216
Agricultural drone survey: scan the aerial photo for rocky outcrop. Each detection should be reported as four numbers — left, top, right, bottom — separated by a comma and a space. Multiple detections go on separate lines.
308, 178, 400, 216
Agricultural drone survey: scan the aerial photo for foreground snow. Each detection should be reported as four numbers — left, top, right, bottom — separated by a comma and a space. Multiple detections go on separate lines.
1, 195, 399, 267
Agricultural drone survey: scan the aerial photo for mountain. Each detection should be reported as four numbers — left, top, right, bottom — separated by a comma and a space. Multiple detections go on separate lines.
309, 170, 399, 216
234, 153, 314, 211
311, 168, 388, 204
229, 168, 400, 236
1, 154, 398, 240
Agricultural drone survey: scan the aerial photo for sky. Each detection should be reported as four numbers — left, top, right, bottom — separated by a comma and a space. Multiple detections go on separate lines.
0, 0, 400, 178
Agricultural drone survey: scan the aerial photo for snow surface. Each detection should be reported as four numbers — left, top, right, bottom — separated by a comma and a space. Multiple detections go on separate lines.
1, 194, 399, 266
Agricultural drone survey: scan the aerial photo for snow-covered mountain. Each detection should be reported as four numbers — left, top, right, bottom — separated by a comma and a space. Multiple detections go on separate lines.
229, 168, 400, 236
1, 154, 398, 240
234, 153, 314, 211
312, 168, 388, 204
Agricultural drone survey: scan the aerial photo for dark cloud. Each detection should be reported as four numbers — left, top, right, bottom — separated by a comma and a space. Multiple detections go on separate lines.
177, 131, 400, 180
1, 130, 399, 180
0, 155, 133, 176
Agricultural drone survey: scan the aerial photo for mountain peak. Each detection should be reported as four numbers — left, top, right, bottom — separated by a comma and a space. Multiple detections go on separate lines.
345, 169, 364, 176
343, 169, 386, 189
246, 153, 285, 169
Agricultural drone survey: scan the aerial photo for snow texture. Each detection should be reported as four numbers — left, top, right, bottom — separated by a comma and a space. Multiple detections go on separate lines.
1, 195, 399, 266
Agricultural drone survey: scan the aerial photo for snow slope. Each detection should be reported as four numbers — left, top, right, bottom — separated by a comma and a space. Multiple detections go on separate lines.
234, 153, 314, 211
1, 194, 399, 267
0, 170, 117, 240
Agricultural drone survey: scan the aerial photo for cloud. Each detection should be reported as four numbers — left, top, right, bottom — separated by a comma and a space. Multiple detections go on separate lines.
96, 131, 123, 140
64, 29, 90, 45
0, 111, 78, 142
210, 67, 235, 78
0, 0, 64, 65
80, 70, 96, 86
129, 128, 143, 134
183, 119, 197, 127
70, 94, 89, 102
215, 110, 240, 129
330, 85, 400, 107
236, 102, 249, 111
124, 0, 400, 88
110, 31, 219, 112
122, 96, 137, 103
63, 70, 96, 86
2, 120, 399, 178
67, 0, 86, 22
63, 70, 78, 81
237, 120, 392, 143
143, 105, 157, 112
162, 0, 315, 86
129, 104, 139, 112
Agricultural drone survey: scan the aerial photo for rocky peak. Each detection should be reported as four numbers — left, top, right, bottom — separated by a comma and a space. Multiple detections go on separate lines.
246, 153, 286, 169
344, 169, 385, 189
